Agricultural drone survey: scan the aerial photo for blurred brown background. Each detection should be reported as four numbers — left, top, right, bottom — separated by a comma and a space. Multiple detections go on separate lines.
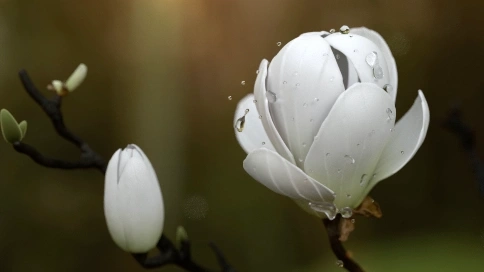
1, 0, 484, 271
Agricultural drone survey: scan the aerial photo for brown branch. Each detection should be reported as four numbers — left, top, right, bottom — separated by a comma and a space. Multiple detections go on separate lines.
323, 215, 364, 272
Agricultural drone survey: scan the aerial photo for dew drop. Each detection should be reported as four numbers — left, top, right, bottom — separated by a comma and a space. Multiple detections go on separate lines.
303, 103, 308, 108
353, 49, 359, 53
339, 25, 350, 34
298, 158, 304, 163
228, 96, 232, 100
266, 90, 277, 103
383, 84, 393, 93
296, 83, 300, 87
390, 128, 394, 132
277, 42, 282, 47
258, 115, 262, 119
360, 174, 368, 185
256, 70, 259, 74
309, 202, 337, 220
329, 29, 336, 34
283, 81, 287, 84
336, 260, 344, 268
241, 81, 246, 85
357, 143, 360, 147
344, 155, 355, 164
365, 51, 378, 67
401, 151, 404, 155
330, 76, 334, 82
310, 118, 313, 122
337, 169, 341, 173
373, 64, 384, 79
346, 194, 352, 198
302, 142, 306, 147
372, 173, 377, 178
303, 178, 308, 183
326, 153, 330, 156
335, 54, 340, 60
314, 98, 320, 102
262, 142, 265, 145
293, 71, 299, 76
340, 207, 353, 218
253, 99, 257, 103
386, 108, 394, 121
235, 109, 250, 132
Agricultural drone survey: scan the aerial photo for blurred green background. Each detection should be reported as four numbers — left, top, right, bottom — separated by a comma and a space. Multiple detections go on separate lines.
1, 0, 484, 271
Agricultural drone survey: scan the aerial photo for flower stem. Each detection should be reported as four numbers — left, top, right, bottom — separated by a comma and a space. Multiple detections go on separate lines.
323, 215, 364, 272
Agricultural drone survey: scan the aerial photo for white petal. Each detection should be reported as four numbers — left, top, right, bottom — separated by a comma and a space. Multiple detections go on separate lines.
104, 149, 125, 249
234, 94, 276, 154
243, 148, 335, 203
65, 63, 87, 91
253, 59, 296, 164
266, 36, 345, 166
304, 83, 395, 208
325, 33, 391, 91
350, 27, 398, 102
371, 90, 429, 185
117, 157, 164, 253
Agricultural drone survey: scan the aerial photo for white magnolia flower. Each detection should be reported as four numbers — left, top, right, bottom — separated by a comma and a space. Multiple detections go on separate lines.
234, 26, 429, 219
104, 144, 164, 253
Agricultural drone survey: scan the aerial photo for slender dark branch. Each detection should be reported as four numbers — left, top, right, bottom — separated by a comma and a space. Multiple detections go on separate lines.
133, 235, 235, 272
13, 69, 234, 272
323, 216, 364, 272
16, 70, 107, 174
444, 107, 484, 195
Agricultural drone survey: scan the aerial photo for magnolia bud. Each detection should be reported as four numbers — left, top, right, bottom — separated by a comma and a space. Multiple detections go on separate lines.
104, 144, 164, 253
65, 63, 87, 91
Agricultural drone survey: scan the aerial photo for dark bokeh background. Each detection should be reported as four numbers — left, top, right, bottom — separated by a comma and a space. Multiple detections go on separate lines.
1, 0, 484, 271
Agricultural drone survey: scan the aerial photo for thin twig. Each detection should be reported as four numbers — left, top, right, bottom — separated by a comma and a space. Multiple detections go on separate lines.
444, 107, 484, 195
13, 69, 234, 272
323, 216, 364, 272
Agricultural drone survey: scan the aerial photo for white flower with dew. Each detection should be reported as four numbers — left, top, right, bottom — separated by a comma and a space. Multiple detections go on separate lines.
104, 144, 164, 252
233, 26, 429, 219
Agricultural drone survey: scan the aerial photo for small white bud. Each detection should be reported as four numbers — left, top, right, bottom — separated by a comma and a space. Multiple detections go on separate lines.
50, 80, 64, 95
65, 63, 87, 91
104, 144, 164, 253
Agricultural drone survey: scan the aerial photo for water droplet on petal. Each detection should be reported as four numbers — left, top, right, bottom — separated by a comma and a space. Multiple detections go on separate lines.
262, 142, 265, 145
335, 54, 340, 60
360, 174, 368, 185
310, 118, 313, 122
353, 49, 359, 53
302, 142, 306, 147
372, 173, 377, 178
346, 194, 352, 198
336, 260, 344, 268
253, 99, 257, 103
401, 151, 404, 155
241, 81, 246, 85
277, 42, 282, 46
283, 81, 287, 84
296, 83, 300, 87
373, 64, 384, 79
365, 51, 378, 67
309, 202, 337, 220
390, 128, 394, 132
303, 103, 307, 108
386, 108, 394, 121
326, 153, 330, 156
256, 70, 259, 74
228, 96, 232, 100
383, 84, 393, 93
337, 169, 341, 173
330, 76, 334, 82
314, 98, 320, 102
266, 91, 277, 103
329, 29, 336, 34
339, 25, 350, 34
344, 155, 355, 164
293, 72, 299, 76
235, 109, 250, 132
258, 115, 262, 119
340, 207, 353, 218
